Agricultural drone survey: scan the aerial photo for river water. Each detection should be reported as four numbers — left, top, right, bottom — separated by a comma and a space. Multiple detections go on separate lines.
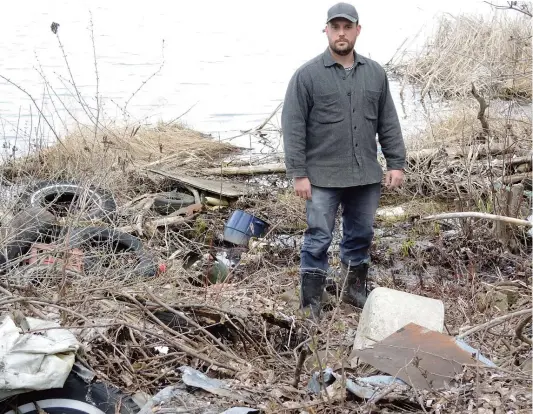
0, 0, 506, 157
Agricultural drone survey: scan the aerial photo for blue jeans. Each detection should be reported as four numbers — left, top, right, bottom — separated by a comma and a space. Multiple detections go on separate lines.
300, 183, 381, 273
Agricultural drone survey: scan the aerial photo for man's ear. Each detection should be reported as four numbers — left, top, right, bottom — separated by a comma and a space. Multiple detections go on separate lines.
356, 25, 362, 35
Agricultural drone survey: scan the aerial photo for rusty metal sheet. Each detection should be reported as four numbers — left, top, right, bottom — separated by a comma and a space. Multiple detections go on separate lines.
353, 323, 492, 390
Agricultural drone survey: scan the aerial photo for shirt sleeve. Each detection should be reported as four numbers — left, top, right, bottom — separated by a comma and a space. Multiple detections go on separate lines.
281, 68, 311, 178
377, 72, 406, 171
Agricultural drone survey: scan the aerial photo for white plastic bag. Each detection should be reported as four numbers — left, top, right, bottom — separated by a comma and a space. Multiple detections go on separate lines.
0, 314, 79, 399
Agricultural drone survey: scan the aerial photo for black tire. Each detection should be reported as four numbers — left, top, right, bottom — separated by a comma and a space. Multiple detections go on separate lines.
24, 181, 116, 221
152, 191, 195, 215
65, 227, 157, 278
0, 372, 139, 414
0, 207, 57, 268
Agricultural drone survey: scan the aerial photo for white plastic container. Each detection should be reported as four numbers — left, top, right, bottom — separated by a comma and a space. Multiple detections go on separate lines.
353, 287, 445, 351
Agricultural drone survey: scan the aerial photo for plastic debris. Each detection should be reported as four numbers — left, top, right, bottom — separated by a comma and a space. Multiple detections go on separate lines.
0, 313, 79, 399
309, 368, 407, 399
353, 287, 444, 352
219, 408, 259, 414
178, 366, 252, 403
139, 381, 258, 414
376, 206, 405, 218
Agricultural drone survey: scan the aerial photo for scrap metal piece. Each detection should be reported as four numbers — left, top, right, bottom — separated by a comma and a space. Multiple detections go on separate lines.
353, 323, 495, 390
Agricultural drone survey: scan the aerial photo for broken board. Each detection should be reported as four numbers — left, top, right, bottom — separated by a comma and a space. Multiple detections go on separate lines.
146, 168, 259, 198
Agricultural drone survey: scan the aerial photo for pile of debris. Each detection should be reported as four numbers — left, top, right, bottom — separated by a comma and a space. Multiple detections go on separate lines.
0, 128, 531, 414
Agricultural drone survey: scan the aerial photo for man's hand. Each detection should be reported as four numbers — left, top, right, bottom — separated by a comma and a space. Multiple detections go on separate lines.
294, 177, 312, 200
385, 170, 404, 189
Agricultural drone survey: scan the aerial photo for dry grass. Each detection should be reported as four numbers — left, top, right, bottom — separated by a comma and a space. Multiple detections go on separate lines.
406, 103, 531, 150
2, 122, 238, 199
395, 99, 532, 214
389, 12, 532, 99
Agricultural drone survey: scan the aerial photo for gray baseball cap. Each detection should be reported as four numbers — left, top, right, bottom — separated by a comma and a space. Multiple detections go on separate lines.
326, 2, 359, 23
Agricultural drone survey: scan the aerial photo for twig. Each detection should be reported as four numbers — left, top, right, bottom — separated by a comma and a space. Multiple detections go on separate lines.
364, 381, 401, 407
256, 102, 283, 131
0, 74, 66, 149
471, 83, 490, 136
120, 193, 155, 210
117, 292, 239, 372
0, 297, 136, 375
484, 1, 533, 17
124, 39, 165, 112
145, 290, 247, 365
89, 11, 100, 141
457, 308, 533, 338
135, 197, 155, 236
54, 31, 95, 127
292, 347, 308, 388
515, 314, 532, 345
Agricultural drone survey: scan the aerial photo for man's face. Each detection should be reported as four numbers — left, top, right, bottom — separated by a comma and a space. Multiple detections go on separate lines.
325, 18, 361, 56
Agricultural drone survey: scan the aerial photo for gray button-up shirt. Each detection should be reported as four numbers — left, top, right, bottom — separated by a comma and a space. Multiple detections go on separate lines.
281, 48, 406, 187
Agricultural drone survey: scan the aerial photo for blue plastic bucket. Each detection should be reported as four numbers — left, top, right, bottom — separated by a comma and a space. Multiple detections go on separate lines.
223, 210, 268, 246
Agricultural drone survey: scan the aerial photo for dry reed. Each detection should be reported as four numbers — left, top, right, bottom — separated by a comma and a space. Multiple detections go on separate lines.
389, 12, 532, 99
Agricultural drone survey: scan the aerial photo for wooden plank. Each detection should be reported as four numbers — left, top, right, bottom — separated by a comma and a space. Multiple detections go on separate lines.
202, 163, 287, 176
146, 168, 259, 198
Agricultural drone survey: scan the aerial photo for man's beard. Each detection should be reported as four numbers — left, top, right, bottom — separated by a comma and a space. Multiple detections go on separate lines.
330, 39, 354, 56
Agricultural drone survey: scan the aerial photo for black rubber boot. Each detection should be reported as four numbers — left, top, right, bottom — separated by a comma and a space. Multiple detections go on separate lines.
340, 262, 369, 309
300, 270, 327, 320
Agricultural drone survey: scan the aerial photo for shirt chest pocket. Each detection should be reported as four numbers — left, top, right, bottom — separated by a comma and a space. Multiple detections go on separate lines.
310, 92, 344, 124
364, 90, 381, 120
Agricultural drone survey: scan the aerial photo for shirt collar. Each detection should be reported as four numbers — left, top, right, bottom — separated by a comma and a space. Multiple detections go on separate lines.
323, 47, 366, 68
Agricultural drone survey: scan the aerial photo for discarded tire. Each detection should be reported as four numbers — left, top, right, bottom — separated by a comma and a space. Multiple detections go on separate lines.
65, 227, 157, 278
153, 191, 195, 215
0, 371, 139, 414
24, 181, 116, 221
0, 207, 57, 268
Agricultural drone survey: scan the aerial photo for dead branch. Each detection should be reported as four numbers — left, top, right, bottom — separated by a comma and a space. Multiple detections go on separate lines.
471, 83, 490, 136
457, 308, 533, 339
515, 314, 532, 345
118, 213, 198, 233
117, 292, 240, 372
145, 290, 247, 365
421, 212, 532, 227
0, 74, 67, 149
292, 348, 308, 388
502, 172, 532, 184
484, 1, 533, 17
135, 197, 155, 236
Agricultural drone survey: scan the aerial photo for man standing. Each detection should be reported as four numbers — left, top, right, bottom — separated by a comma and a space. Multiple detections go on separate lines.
281, 2, 406, 319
